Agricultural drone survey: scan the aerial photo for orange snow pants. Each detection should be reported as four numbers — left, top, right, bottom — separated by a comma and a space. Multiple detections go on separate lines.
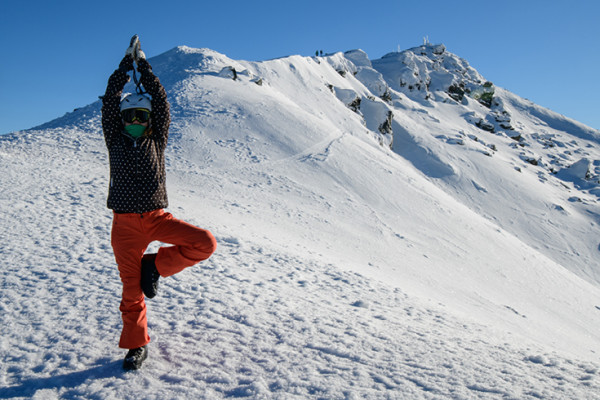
111, 209, 217, 349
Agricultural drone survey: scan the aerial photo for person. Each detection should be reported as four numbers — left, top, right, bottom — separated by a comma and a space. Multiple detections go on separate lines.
101, 37, 217, 371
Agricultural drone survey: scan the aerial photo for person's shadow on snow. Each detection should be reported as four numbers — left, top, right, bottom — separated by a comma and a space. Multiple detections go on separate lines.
0, 358, 126, 398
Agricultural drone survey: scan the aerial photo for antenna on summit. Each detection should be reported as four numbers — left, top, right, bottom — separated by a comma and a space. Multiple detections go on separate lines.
423, 36, 430, 45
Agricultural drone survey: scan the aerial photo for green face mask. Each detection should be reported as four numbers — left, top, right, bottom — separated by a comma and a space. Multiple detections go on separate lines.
125, 124, 147, 138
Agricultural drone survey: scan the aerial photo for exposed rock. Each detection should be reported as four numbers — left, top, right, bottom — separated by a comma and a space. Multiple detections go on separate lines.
380, 89, 392, 104
348, 97, 361, 112
470, 81, 495, 107
378, 111, 393, 135
432, 44, 446, 55
510, 134, 523, 142
465, 112, 495, 133
448, 83, 466, 102
476, 119, 495, 133
333, 88, 361, 113
219, 66, 238, 80
524, 157, 539, 166
492, 110, 513, 130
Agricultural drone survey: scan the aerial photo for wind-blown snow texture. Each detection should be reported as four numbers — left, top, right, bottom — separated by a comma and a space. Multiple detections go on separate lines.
1, 43, 600, 399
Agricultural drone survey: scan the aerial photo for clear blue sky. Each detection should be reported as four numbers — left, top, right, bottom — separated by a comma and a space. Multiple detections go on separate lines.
1, 0, 599, 134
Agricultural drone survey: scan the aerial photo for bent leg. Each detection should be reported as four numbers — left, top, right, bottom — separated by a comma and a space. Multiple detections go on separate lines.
149, 212, 217, 277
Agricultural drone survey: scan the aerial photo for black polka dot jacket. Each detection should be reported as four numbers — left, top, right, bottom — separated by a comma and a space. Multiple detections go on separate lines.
101, 57, 171, 214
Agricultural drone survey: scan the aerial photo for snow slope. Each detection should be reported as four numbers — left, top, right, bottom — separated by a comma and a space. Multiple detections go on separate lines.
1, 44, 600, 399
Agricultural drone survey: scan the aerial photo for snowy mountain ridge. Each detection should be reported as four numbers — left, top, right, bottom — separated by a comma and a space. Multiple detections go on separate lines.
154, 43, 599, 282
2, 43, 600, 398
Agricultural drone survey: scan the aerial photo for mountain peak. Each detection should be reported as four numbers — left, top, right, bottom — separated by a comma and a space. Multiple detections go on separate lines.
382, 42, 448, 58
373, 43, 486, 99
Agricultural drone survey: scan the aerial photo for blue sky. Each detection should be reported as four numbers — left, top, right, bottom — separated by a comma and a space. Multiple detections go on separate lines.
1, 0, 599, 134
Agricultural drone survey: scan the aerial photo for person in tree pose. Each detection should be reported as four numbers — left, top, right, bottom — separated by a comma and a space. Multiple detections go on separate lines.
101, 36, 217, 371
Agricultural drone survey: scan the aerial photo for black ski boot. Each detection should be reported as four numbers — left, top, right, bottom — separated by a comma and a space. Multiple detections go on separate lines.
123, 345, 148, 371
141, 253, 160, 299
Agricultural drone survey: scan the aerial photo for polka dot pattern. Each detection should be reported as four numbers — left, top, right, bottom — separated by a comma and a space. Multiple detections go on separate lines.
101, 58, 171, 213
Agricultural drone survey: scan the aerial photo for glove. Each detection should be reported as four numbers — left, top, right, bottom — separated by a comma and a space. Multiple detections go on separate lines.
125, 35, 139, 58
118, 55, 134, 73
125, 35, 146, 63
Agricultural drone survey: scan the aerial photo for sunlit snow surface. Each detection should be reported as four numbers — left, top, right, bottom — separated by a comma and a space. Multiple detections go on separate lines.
1, 44, 599, 399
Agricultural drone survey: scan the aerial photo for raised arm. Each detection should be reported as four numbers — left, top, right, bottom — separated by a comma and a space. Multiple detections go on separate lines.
101, 56, 133, 146
136, 58, 171, 146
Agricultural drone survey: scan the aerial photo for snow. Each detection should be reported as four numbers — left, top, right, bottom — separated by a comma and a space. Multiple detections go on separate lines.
1, 43, 600, 399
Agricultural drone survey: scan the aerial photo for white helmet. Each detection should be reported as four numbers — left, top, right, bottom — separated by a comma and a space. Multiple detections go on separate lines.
120, 93, 152, 112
